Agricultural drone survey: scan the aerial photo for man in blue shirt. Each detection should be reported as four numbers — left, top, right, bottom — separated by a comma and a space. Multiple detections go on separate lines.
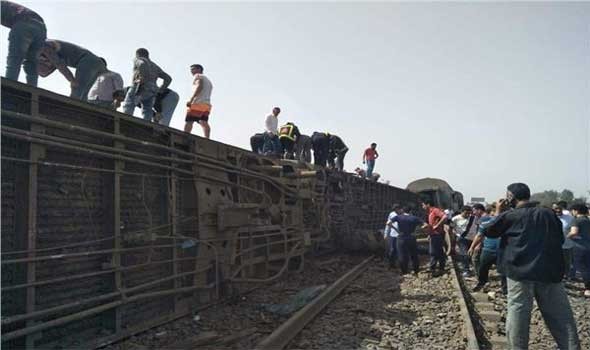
468, 206, 507, 293
483, 183, 579, 350
389, 206, 425, 275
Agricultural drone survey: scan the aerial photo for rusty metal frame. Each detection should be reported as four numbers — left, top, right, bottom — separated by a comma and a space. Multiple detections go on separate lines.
1, 78, 422, 349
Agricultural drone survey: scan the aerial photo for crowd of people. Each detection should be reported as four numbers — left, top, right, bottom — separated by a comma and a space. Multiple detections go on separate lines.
4, 3, 588, 349
384, 182, 588, 349
2, 1, 211, 137
248, 107, 381, 177
2, 0, 383, 179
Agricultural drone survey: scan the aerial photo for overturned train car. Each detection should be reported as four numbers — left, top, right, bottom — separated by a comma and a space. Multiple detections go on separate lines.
0, 78, 420, 349
406, 177, 464, 212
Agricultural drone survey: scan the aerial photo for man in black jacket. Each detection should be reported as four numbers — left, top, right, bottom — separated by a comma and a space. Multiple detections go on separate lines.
311, 132, 330, 167
327, 134, 348, 171
483, 183, 579, 350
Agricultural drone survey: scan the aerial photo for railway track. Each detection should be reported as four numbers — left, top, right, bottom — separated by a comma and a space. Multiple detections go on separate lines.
107, 251, 488, 350
452, 257, 590, 350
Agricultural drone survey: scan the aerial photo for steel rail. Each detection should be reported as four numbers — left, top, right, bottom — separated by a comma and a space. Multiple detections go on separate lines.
255, 255, 374, 350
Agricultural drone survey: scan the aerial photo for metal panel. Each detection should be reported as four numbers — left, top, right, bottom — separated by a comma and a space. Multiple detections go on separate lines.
1, 78, 422, 348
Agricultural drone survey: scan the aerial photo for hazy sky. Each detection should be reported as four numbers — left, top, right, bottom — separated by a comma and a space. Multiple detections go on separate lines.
2, 1, 589, 202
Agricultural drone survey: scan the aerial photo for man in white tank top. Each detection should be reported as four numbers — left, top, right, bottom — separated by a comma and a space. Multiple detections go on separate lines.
185, 64, 213, 139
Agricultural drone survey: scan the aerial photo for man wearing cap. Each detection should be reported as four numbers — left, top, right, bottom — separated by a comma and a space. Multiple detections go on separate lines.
185, 64, 213, 138
483, 183, 580, 350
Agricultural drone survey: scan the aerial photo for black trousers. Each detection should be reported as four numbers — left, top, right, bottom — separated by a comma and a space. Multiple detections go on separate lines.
429, 234, 446, 271
280, 138, 295, 159
478, 249, 507, 290
397, 236, 420, 274
478, 250, 497, 284
573, 247, 590, 289
311, 134, 329, 167
457, 237, 473, 271
250, 133, 265, 154
335, 147, 348, 171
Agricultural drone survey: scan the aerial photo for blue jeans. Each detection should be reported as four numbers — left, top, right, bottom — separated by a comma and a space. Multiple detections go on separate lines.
397, 236, 419, 274
388, 236, 397, 267
123, 83, 156, 121
506, 278, 580, 350
72, 55, 106, 101
457, 237, 473, 272
429, 234, 446, 270
5, 19, 47, 86
366, 159, 375, 177
262, 132, 281, 155
157, 90, 179, 126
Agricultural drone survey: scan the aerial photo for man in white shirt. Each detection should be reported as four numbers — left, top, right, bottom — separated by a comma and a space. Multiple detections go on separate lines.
87, 58, 124, 110
553, 202, 575, 279
451, 205, 479, 276
384, 204, 401, 268
262, 107, 281, 155
185, 64, 213, 138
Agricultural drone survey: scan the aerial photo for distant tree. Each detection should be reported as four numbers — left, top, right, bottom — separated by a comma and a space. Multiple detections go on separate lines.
530, 190, 559, 207
560, 189, 574, 203
530, 188, 588, 207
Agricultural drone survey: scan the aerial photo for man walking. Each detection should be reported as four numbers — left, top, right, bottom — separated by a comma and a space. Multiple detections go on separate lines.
451, 205, 478, 276
185, 64, 212, 138
422, 199, 447, 275
363, 143, 379, 178
483, 183, 580, 350
262, 107, 281, 155
389, 206, 424, 275
468, 205, 507, 294
1, 0, 46, 86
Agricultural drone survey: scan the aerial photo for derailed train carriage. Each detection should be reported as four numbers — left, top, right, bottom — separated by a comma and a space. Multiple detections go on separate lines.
407, 177, 464, 212
0, 78, 422, 349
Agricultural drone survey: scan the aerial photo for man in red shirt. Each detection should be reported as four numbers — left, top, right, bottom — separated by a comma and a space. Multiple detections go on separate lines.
362, 143, 379, 178
422, 199, 448, 274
